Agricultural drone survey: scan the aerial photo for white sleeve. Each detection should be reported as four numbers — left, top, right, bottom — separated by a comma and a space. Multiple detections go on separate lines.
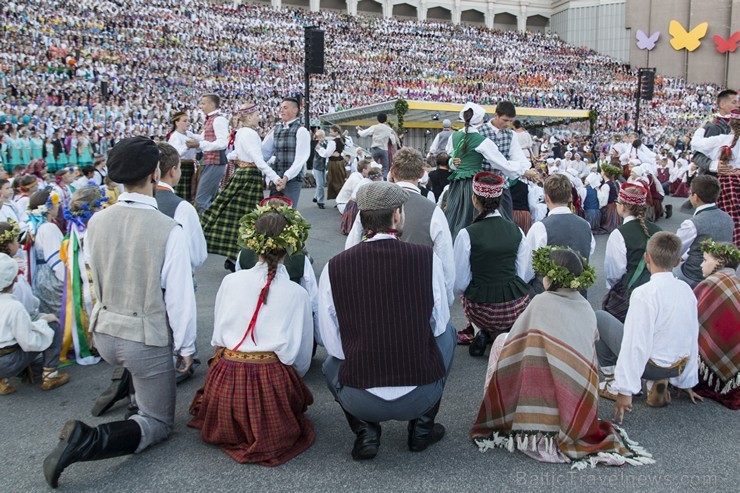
431, 253, 450, 337
261, 129, 275, 160
317, 264, 344, 360
198, 116, 229, 152
525, 221, 547, 255
506, 135, 532, 176
670, 296, 699, 389
445, 135, 454, 154
291, 291, 314, 378
453, 228, 472, 296
613, 288, 655, 395
676, 219, 697, 258
173, 202, 207, 271
475, 139, 521, 179
9, 302, 54, 352
590, 232, 596, 257
429, 207, 455, 305
283, 127, 311, 181
161, 225, 197, 356
516, 228, 534, 282
344, 213, 364, 250
237, 129, 280, 184
604, 229, 627, 289
428, 134, 442, 155
316, 140, 336, 158
167, 134, 188, 157
36, 225, 65, 282
357, 126, 373, 137
299, 256, 320, 345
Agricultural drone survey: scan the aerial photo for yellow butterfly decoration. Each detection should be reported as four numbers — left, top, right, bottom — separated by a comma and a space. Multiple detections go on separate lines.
669, 20, 709, 51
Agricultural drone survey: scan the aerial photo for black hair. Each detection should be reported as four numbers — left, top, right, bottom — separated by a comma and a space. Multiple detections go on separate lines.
495, 101, 516, 118
377, 113, 388, 124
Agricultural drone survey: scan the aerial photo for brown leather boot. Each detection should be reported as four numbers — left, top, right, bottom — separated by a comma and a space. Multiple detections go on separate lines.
0, 378, 16, 395
41, 369, 70, 391
646, 379, 670, 408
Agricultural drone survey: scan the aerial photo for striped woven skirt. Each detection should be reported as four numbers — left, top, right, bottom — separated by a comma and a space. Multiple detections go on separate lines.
600, 203, 621, 233
463, 295, 530, 334
326, 158, 347, 200
584, 208, 601, 231
340, 200, 358, 236
174, 160, 196, 202
717, 174, 740, 245
512, 210, 532, 235
201, 166, 263, 259
445, 178, 477, 240
188, 349, 315, 466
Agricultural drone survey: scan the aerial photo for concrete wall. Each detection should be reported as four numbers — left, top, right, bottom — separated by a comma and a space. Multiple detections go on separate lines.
551, 0, 629, 61
626, 0, 740, 87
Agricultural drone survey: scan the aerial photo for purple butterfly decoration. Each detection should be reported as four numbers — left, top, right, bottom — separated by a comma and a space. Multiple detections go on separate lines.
636, 30, 660, 50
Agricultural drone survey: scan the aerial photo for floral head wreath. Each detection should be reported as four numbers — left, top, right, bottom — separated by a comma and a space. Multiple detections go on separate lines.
600, 163, 622, 178
532, 246, 596, 290
63, 183, 109, 228
0, 219, 20, 246
237, 204, 310, 257
700, 239, 740, 267
28, 188, 60, 216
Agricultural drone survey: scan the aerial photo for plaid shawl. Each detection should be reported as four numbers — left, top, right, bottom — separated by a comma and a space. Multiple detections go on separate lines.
695, 270, 740, 394
471, 290, 653, 468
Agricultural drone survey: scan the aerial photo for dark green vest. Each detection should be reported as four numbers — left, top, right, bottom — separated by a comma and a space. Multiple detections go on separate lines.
237, 249, 305, 284
618, 219, 662, 290
465, 216, 529, 303
450, 131, 486, 181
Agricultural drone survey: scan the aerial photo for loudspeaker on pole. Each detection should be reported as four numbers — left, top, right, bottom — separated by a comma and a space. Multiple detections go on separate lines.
304, 28, 325, 75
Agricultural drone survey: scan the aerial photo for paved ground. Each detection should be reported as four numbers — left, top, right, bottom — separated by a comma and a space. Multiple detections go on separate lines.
1, 190, 738, 493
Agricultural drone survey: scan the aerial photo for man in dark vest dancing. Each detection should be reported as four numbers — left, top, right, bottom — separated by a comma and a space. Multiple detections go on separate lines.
318, 181, 456, 460
262, 97, 311, 209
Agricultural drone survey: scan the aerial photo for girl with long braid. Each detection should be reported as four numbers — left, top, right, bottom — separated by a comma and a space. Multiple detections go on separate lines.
188, 203, 315, 466
453, 172, 533, 358
603, 183, 662, 322
690, 108, 740, 244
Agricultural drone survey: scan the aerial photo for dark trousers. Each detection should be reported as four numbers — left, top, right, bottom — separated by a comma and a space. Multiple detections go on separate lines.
0, 321, 63, 378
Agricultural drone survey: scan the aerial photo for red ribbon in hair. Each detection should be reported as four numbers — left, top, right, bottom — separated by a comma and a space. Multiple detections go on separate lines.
231, 275, 273, 350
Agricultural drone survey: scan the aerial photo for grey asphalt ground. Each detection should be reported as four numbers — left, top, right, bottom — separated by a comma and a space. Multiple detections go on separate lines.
1, 190, 738, 493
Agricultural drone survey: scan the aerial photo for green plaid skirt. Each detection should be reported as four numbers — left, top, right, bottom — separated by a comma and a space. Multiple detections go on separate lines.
202, 166, 264, 259
174, 161, 196, 202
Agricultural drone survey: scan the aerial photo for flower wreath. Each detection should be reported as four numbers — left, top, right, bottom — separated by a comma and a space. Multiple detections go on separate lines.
532, 245, 596, 290
700, 239, 740, 265
237, 204, 310, 257
63, 183, 109, 228
0, 219, 20, 246
28, 187, 60, 217
600, 163, 623, 178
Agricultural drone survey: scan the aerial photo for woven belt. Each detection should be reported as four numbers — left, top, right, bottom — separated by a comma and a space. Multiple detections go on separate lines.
235, 160, 256, 168
181, 159, 195, 165
0, 344, 19, 356
222, 349, 278, 363
648, 356, 689, 375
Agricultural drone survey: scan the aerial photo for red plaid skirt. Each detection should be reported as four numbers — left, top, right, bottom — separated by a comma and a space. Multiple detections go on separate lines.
716, 174, 740, 245
188, 349, 315, 466
512, 210, 532, 235
463, 295, 530, 334
600, 202, 621, 233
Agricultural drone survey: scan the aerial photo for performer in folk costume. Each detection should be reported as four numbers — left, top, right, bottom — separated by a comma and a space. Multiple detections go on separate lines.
602, 183, 661, 322
0, 220, 37, 314
596, 233, 702, 414
471, 247, 653, 468
454, 172, 533, 358
0, 253, 70, 395
43, 137, 197, 489
444, 103, 521, 239
690, 108, 740, 245
189, 203, 315, 466
202, 103, 271, 269
325, 125, 348, 202
58, 186, 108, 366
691, 89, 737, 177
599, 163, 622, 233
692, 240, 740, 409
166, 110, 199, 202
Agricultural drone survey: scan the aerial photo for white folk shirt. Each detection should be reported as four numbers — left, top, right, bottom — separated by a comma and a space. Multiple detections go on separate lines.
0, 201, 27, 231
0, 293, 53, 351
676, 203, 716, 259
526, 206, 596, 259
197, 110, 229, 153
318, 234, 450, 400
167, 130, 199, 161
454, 211, 534, 296
344, 182, 456, 306
114, 192, 197, 356
227, 126, 281, 185
211, 263, 313, 377
604, 215, 638, 289
335, 171, 365, 212
357, 123, 393, 149
156, 182, 207, 272
613, 273, 699, 395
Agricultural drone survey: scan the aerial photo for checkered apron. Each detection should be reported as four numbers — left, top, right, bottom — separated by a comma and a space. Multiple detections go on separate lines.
201, 166, 263, 259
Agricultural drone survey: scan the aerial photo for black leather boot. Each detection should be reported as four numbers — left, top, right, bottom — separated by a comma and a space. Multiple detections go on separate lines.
43, 419, 141, 488
91, 367, 132, 417
468, 331, 489, 357
343, 410, 381, 460
408, 399, 445, 452
664, 204, 673, 219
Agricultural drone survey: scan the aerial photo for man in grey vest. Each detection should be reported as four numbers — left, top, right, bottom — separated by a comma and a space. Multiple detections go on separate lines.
691, 90, 738, 177
526, 173, 595, 295
477, 101, 539, 222
43, 137, 197, 489
345, 147, 455, 305
427, 119, 453, 157
674, 175, 734, 288
262, 97, 311, 209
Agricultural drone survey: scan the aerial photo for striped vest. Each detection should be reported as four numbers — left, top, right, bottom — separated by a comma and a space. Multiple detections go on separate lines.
273, 119, 302, 179
202, 114, 220, 165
